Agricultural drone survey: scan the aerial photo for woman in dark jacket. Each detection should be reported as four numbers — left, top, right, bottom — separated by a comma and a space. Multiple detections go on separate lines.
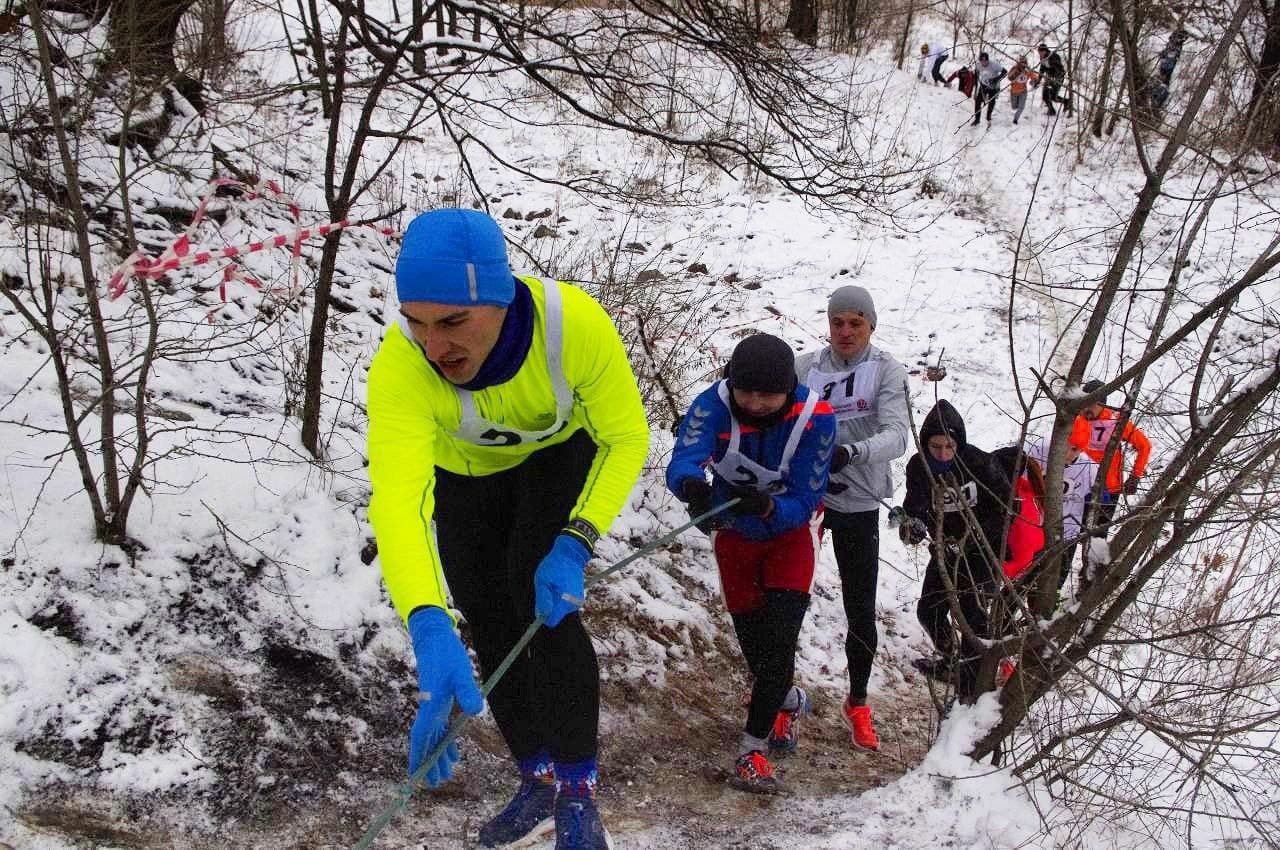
901, 400, 1011, 696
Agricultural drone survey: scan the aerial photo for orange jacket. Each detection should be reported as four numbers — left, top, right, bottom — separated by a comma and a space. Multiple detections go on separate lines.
1072, 408, 1151, 493
1008, 65, 1039, 95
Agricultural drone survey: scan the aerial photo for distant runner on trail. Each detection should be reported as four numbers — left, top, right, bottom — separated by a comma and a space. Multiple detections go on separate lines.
1006, 58, 1040, 124
795, 285, 909, 752
668, 333, 836, 793
973, 52, 1007, 126
947, 64, 977, 97
1036, 43, 1073, 116
366, 208, 648, 849
917, 42, 949, 85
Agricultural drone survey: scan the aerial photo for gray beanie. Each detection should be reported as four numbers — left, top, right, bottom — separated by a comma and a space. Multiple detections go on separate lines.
828, 285, 877, 329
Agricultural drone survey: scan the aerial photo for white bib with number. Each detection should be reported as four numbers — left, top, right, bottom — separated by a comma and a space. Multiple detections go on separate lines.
941, 480, 979, 512
1060, 459, 1095, 536
805, 360, 879, 421
711, 380, 818, 494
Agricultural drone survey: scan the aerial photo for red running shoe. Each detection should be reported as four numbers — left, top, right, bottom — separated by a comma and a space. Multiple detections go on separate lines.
842, 699, 880, 752
730, 750, 780, 794
767, 687, 811, 754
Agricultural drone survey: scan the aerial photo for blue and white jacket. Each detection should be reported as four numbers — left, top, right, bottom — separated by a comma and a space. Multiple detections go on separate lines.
666, 381, 837, 541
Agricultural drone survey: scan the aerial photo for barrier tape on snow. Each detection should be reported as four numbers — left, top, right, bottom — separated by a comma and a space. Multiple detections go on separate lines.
349, 497, 740, 850
105, 177, 399, 302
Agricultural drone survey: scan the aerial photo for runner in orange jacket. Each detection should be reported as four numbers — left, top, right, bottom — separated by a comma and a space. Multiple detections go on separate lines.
1071, 380, 1152, 512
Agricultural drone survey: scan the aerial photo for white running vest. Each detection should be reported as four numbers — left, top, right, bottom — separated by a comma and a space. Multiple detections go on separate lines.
711, 380, 819, 494
398, 279, 573, 448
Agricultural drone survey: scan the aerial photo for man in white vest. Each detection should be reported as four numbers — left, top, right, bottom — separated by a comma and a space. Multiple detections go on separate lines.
795, 286, 909, 751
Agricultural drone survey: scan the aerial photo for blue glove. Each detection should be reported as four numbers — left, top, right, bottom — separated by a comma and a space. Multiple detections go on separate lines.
407, 606, 484, 785
533, 534, 591, 627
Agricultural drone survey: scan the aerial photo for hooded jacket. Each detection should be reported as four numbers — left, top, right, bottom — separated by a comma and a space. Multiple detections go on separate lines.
989, 445, 1044, 580
903, 400, 1011, 552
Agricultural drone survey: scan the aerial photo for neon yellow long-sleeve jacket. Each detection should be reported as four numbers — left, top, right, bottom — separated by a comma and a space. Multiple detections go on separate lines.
366, 277, 650, 622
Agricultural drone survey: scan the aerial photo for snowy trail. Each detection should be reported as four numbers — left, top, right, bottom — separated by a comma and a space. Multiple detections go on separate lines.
4, 16, 1203, 850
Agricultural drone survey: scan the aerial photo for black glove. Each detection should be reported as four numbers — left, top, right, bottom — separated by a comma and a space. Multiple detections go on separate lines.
899, 517, 928, 545
680, 478, 723, 533
729, 487, 773, 518
830, 443, 857, 474
1122, 474, 1140, 496
680, 478, 713, 515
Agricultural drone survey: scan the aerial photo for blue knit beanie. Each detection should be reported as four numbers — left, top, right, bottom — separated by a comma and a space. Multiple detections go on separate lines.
395, 209, 515, 306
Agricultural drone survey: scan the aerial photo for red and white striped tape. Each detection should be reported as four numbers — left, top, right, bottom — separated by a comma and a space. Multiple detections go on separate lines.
106, 177, 399, 302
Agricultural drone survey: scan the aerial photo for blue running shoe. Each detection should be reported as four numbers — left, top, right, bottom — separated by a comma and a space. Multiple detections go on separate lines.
477, 778, 556, 848
554, 794, 612, 850
767, 686, 811, 754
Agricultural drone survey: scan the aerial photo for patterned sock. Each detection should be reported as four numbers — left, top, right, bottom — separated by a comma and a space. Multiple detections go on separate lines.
738, 732, 769, 757
518, 750, 555, 785
554, 756, 598, 799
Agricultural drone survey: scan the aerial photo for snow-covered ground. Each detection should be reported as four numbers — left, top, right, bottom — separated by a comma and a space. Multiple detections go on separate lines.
2, 4, 1278, 849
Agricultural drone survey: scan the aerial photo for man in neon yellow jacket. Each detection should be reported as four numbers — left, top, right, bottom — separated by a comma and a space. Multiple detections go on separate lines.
367, 208, 648, 849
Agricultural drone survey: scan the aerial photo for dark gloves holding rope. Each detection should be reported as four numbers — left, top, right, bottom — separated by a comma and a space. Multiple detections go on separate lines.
1123, 474, 1140, 496
680, 478, 713, 516
830, 443, 857, 474
729, 486, 774, 518
680, 478, 728, 532
899, 516, 929, 546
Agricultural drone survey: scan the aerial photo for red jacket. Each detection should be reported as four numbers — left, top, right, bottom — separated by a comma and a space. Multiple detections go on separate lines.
1003, 475, 1044, 580
947, 66, 976, 97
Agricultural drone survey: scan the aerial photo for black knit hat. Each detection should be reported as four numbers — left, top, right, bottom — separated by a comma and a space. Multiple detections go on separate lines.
1082, 379, 1105, 394
726, 333, 797, 395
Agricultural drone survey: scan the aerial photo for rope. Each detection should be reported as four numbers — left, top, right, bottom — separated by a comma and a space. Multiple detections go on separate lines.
349, 496, 741, 850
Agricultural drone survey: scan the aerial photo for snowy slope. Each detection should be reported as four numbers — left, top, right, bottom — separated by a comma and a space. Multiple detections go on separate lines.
2, 3, 1278, 850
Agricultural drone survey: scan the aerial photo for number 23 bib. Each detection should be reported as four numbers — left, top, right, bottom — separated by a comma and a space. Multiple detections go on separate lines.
711, 380, 819, 494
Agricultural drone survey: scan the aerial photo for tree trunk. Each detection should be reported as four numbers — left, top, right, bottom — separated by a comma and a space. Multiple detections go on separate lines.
895, 2, 914, 69
106, 0, 194, 79
785, 0, 818, 45
300, 230, 343, 457
1249, 0, 1280, 113
412, 0, 425, 74
979, 0, 988, 53
1092, 22, 1118, 138
1248, 0, 1280, 147
302, 0, 333, 118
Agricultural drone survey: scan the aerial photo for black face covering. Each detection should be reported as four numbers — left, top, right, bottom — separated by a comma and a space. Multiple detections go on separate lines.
728, 384, 796, 431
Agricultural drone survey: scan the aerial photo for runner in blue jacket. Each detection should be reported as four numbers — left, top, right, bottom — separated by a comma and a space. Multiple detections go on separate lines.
667, 333, 836, 792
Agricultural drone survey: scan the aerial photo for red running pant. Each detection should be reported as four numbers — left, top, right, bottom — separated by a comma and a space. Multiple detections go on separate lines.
712, 511, 823, 614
